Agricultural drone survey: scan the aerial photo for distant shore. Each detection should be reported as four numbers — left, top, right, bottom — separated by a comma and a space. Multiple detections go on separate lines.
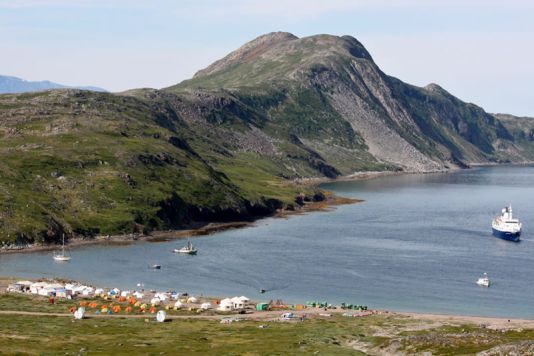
6, 163, 528, 255
0, 193, 361, 255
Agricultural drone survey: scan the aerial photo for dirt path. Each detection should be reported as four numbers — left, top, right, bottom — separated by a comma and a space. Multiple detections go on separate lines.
0, 309, 292, 321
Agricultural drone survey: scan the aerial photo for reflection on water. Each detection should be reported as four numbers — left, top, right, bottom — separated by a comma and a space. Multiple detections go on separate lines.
2, 166, 534, 318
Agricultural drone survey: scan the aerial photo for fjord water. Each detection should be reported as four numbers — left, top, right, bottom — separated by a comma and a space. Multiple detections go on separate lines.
2, 166, 534, 318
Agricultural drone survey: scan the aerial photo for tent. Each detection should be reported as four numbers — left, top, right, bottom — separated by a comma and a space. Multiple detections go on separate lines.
154, 293, 168, 301
218, 298, 233, 311
200, 302, 213, 310
256, 303, 269, 311
16, 281, 33, 286
231, 297, 246, 310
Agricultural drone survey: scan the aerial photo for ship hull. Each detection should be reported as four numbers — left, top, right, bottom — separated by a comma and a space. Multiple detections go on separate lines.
492, 228, 521, 242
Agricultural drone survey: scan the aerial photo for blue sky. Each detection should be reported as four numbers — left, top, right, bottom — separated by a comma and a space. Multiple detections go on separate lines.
1, 0, 533, 116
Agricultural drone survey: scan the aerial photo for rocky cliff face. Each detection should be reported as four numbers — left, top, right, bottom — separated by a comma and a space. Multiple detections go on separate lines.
170, 32, 532, 172
1, 32, 533, 243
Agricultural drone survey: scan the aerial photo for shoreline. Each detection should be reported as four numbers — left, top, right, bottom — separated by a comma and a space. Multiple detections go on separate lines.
2, 277, 534, 329
5, 163, 528, 254
401, 311, 534, 330
0, 193, 361, 255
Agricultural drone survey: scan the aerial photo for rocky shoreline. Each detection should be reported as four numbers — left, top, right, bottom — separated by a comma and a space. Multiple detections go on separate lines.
0, 192, 360, 254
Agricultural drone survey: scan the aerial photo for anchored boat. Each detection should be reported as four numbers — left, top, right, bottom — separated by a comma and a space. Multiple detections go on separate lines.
174, 240, 197, 255
476, 272, 490, 287
53, 234, 71, 262
492, 205, 522, 242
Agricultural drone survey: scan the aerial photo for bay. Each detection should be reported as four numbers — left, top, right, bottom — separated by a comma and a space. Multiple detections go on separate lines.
1, 166, 534, 318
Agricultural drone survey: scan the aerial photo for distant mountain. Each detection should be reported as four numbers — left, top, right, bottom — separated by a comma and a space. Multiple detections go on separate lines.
0, 75, 106, 94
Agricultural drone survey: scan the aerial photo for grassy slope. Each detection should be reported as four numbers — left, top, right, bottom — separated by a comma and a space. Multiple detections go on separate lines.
0, 90, 306, 243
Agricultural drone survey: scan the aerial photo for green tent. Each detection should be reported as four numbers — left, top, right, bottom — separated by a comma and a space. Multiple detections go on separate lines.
256, 303, 269, 311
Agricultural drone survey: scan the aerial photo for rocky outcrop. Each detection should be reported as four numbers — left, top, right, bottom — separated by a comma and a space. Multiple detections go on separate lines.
173, 32, 533, 172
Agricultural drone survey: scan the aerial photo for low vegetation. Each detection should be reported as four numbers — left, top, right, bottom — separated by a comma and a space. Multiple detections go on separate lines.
1, 294, 534, 355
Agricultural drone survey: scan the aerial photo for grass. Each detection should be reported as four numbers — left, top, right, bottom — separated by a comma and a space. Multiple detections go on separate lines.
0, 315, 369, 355
0, 90, 315, 243
2, 294, 534, 354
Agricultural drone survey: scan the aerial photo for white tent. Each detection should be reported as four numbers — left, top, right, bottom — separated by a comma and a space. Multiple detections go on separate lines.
174, 301, 184, 309
150, 297, 161, 306
218, 298, 233, 311
231, 297, 246, 310
81, 288, 94, 296
16, 281, 33, 286
29, 281, 48, 293
187, 296, 198, 304
47, 283, 65, 289
200, 302, 213, 310
154, 292, 168, 301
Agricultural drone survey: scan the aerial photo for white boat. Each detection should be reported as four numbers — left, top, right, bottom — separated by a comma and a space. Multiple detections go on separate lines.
492, 204, 522, 242
476, 272, 490, 287
53, 234, 71, 262
174, 240, 197, 255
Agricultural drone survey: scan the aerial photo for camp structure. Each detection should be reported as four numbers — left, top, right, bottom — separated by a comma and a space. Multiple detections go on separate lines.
256, 303, 269, 311
218, 298, 234, 311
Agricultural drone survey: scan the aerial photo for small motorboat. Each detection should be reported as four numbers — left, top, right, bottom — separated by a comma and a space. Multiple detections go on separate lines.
260, 289, 266, 294
174, 240, 197, 255
476, 272, 490, 287
150, 264, 161, 270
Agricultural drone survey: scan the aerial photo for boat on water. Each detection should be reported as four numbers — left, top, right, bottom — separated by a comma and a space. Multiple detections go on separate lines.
150, 264, 161, 270
476, 272, 490, 287
174, 240, 197, 255
53, 234, 71, 262
492, 205, 522, 242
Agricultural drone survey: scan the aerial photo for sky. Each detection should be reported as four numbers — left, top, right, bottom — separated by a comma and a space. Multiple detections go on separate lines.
1, 0, 533, 116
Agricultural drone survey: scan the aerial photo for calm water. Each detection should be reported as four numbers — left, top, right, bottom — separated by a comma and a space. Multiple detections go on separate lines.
2, 166, 534, 318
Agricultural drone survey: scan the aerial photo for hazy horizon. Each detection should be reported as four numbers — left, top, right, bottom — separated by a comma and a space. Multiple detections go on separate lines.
1, 0, 533, 116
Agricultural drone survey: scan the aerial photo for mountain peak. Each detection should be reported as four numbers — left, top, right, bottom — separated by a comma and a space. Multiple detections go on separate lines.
193, 32, 298, 78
